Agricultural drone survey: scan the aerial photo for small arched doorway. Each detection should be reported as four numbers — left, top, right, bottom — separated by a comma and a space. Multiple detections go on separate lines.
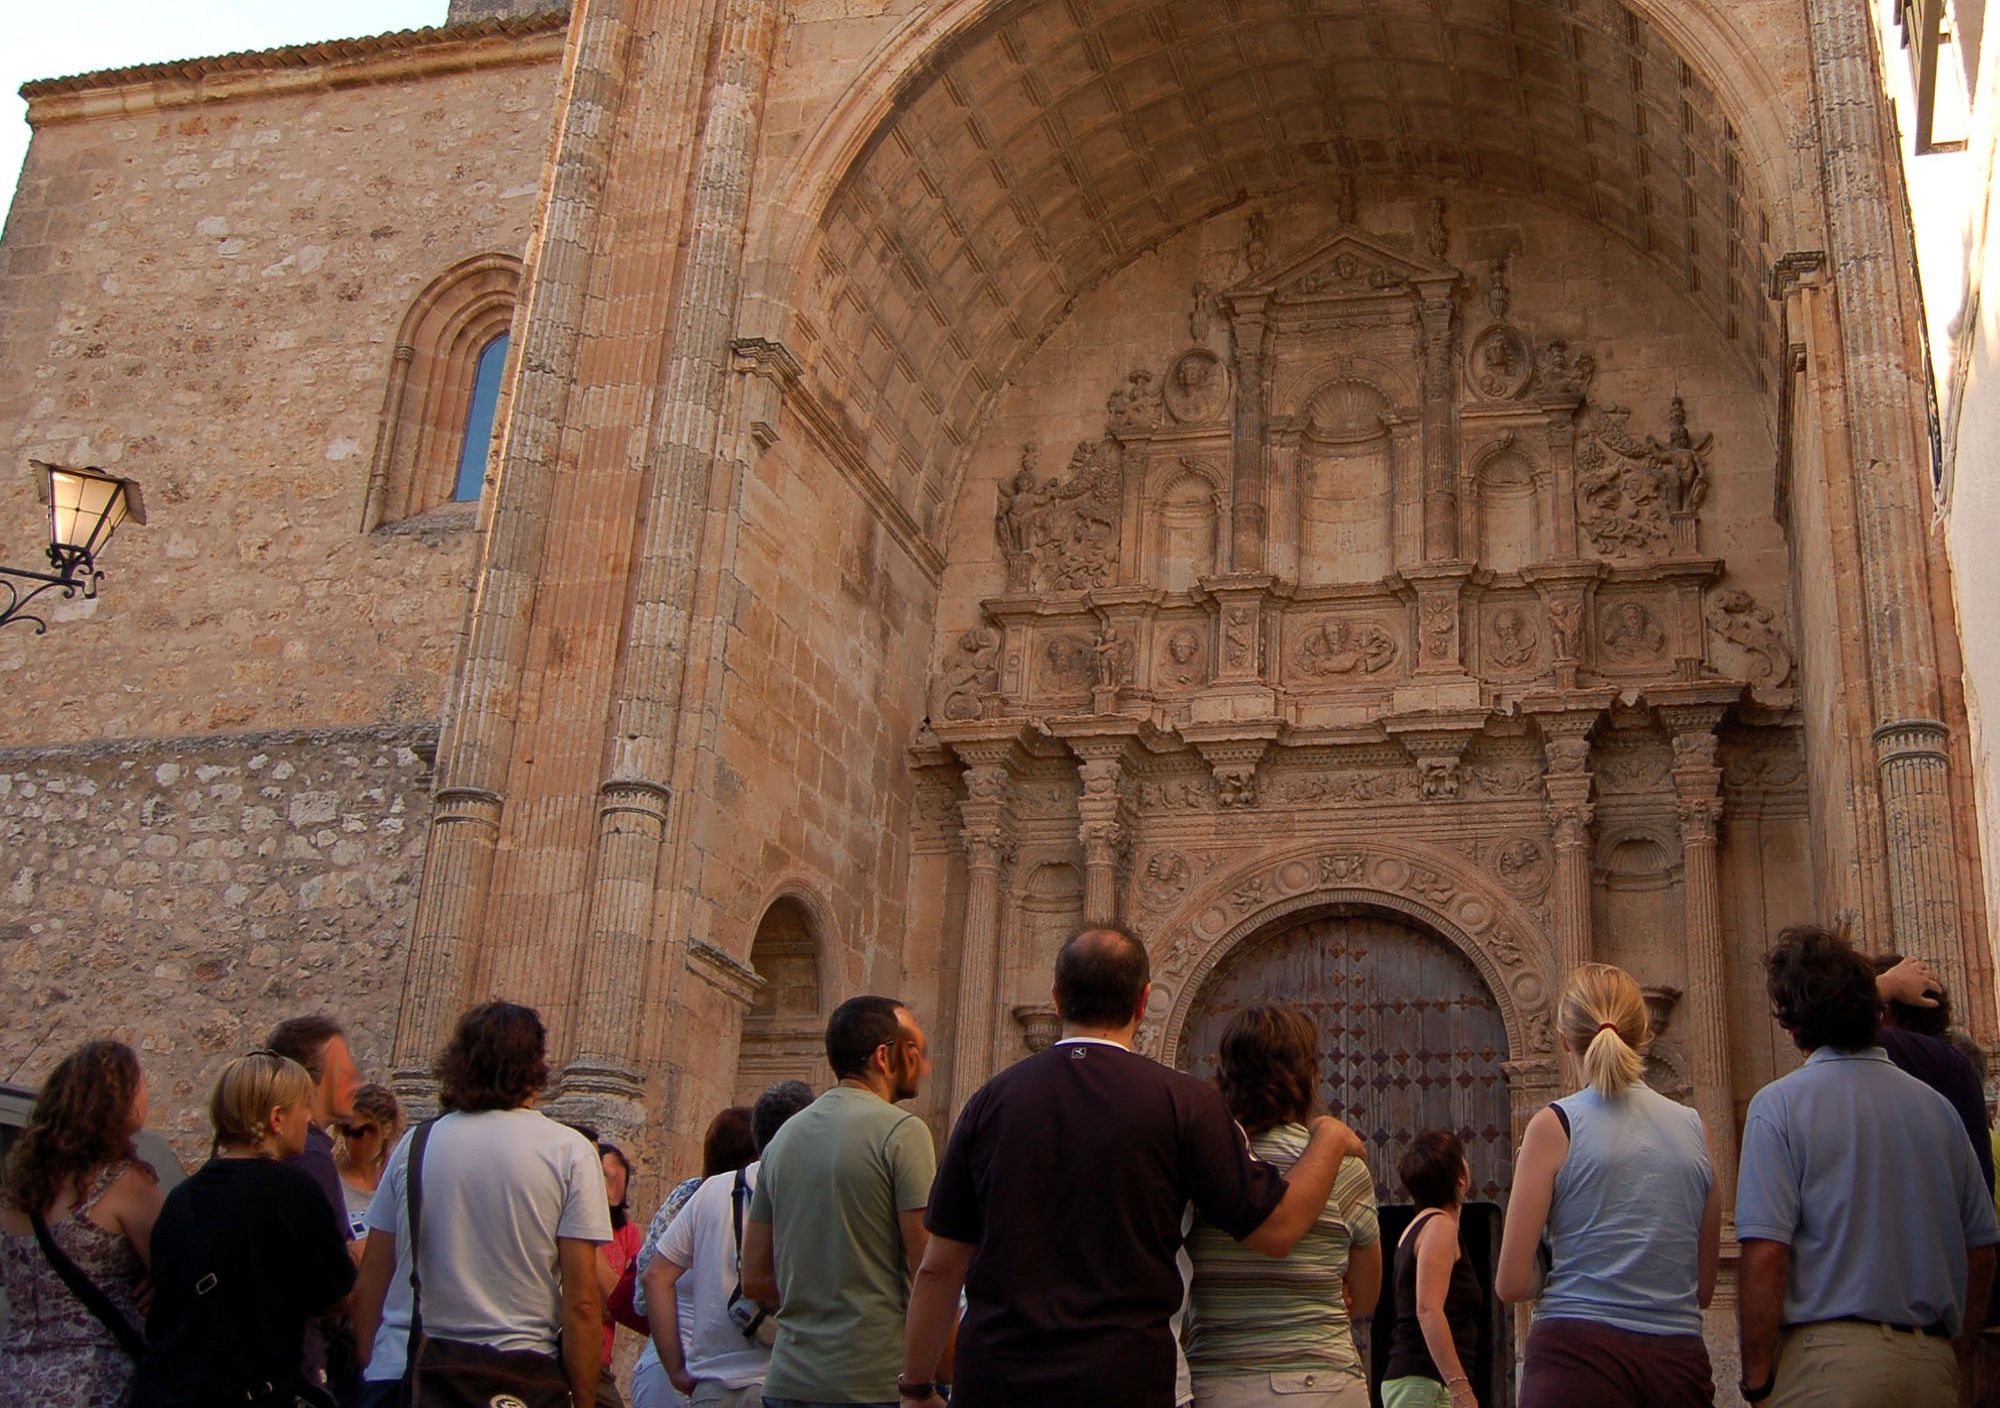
1176, 902, 1517, 1403
736, 898, 828, 1103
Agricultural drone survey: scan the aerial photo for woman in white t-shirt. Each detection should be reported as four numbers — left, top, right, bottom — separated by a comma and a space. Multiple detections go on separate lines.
636, 1081, 815, 1408
351, 1002, 613, 1408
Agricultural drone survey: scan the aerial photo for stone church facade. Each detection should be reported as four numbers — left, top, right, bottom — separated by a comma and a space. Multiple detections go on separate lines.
0, 0, 1991, 1367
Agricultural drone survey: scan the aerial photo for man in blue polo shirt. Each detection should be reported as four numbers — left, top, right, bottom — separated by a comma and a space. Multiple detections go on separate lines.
1736, 925, 1999, 1407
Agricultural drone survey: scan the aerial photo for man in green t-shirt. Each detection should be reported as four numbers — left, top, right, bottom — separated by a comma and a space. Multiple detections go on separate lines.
742, 995, 938, 1408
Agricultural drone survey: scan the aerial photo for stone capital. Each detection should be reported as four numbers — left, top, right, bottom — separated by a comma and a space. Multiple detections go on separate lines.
1548, 797, 1596, 850
1675, 795, 1723, 845
960, 815, 1018, 871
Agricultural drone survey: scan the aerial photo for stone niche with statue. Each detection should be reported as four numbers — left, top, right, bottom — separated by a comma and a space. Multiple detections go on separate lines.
910, 188, 1806, 1174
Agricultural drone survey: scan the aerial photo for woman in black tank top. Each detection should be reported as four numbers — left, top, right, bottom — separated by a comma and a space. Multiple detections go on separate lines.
1380, 1131, 1482, 1408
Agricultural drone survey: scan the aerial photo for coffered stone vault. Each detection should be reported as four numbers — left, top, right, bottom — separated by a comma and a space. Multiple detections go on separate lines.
775, 0, 1783, 548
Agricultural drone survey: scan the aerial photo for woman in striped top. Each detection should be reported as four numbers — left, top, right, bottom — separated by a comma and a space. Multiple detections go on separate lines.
1183, 1005, 1380, 1407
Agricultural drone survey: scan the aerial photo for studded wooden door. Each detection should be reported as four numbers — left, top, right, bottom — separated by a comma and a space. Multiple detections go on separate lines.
1177, 903, 1514, 1205
1177, 904, 1517, 1404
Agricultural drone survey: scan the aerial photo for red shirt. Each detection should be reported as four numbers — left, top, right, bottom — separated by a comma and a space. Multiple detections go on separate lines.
601, 1220, 643, 1366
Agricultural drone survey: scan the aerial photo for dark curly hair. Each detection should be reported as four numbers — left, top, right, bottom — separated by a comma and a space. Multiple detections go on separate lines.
435, 1002, 549, 1113
1767, 925, 1880, 1053
1215, 1005, 1319, 1136
2, 1041, 154, 1217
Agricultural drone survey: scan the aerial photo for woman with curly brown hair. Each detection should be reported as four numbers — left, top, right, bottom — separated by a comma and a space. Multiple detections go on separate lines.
1184, 1005, 1380, 1407
0, 1038, 162, 1408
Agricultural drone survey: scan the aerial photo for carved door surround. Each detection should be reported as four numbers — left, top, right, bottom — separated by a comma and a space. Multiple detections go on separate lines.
1145, 837, 1557, 1151
1149, 838, 1554, 1068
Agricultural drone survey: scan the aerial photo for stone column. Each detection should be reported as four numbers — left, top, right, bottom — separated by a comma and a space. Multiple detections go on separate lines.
1540, 716, 1598, 980
562, 0, 782, 1114
394, 0, 646, 1087
1666, 709, 1736, 1208
1803, 0, 1969, 988
1417, 285, 1460, 561
1228, 300, 1270, 572
1070, 738, 1137, 925
954, 761, 1017, 1109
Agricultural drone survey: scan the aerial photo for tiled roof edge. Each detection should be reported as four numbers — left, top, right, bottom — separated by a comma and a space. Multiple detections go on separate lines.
19, 10, 569, 100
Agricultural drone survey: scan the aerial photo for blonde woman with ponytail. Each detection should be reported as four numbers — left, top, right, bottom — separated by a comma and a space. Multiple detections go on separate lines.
134, 1051, 356, 1407
1495, 963, 1722, 1408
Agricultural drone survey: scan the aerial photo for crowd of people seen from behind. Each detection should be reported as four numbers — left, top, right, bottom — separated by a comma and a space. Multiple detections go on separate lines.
1, 921, 1996, 1408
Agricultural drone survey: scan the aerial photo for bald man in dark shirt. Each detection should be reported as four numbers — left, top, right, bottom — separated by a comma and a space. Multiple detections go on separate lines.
900, 926, 1363, 1408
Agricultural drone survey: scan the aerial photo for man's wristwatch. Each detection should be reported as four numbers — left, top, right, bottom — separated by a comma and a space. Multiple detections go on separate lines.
897, 1376, 937, 1400
1739, 1372, 1775, 1403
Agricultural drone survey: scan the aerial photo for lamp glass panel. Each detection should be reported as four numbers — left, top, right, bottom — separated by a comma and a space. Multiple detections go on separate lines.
48, 469, 126, 553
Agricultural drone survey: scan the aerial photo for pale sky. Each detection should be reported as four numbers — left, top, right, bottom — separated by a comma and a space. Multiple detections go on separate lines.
2, 1, 450, 225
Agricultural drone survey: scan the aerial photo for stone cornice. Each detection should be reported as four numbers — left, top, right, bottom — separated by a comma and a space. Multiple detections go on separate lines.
686, 939, 767, 1009
23, 13, 569, 125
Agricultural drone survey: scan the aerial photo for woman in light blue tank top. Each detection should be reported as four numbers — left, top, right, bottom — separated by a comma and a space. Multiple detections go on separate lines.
1495, 963, 1722, 1408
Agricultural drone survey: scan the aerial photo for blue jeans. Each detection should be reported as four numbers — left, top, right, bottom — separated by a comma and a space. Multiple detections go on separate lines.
762, 1399, 898, 1408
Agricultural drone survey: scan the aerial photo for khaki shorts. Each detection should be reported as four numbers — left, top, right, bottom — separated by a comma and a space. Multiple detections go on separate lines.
1771, 1320, 1958, 1408
1190, 1369, 1370, 1407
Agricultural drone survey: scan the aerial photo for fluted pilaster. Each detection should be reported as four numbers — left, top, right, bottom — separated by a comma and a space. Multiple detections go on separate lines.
1803, 0, 1967, 967
1667, 717, 1734, 1207
397, 0, 643, 1076
563, 0, 781, 1100
954, 763, 1018, 1107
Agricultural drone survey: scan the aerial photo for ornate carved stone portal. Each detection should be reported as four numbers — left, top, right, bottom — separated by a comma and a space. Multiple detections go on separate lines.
918, 190, 1806, 1188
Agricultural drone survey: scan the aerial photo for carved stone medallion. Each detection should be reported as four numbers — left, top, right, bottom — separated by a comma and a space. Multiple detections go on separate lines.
1164, 349, 1229, 424
1486, 606, 1540, 671
1038, 633, 1096, 692
1599, 601, 1667, 664
1157, 626, 1207, 690
1494, 836, 1553, 898
1466, 324, 1534, 401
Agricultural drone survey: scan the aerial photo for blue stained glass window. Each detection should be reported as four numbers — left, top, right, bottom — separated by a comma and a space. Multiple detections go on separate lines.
452, 333, 509, 502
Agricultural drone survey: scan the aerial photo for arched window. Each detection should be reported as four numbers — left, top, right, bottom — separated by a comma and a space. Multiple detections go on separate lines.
453, 333, 510, 502
361, 253, 521, 530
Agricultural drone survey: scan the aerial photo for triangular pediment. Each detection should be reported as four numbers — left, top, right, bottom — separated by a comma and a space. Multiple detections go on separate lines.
1228, 225, 1457, 304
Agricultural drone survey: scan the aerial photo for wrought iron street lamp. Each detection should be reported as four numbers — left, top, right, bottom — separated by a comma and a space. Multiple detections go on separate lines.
0, 462, 146, 633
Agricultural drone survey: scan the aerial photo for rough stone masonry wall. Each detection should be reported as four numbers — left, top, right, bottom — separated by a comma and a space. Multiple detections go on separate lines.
0, 725, 433, 1164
